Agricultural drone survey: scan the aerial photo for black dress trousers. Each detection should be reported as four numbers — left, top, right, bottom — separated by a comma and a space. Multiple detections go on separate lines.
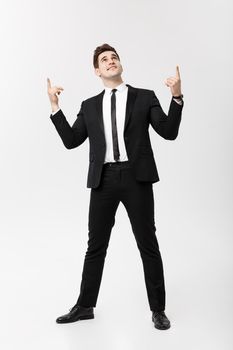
76, 161, 166, 312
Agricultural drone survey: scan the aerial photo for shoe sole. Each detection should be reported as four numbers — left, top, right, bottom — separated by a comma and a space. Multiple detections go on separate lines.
56, 314, 94, 323
79, 314, 94, 320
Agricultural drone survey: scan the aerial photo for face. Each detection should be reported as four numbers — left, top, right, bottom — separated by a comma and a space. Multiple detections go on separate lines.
95, 51, 123, 80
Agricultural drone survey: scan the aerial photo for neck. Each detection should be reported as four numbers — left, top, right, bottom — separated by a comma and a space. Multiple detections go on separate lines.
102, 76, 123, 89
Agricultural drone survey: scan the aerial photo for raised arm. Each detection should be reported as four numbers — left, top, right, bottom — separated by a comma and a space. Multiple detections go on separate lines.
47, 78, 88, 149
149, 66, 184, 140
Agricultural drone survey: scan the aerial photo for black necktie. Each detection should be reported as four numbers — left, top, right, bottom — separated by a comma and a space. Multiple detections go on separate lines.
111, 89, 120, 161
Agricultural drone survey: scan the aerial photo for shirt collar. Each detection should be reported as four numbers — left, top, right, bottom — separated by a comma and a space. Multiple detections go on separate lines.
104, 82, 127, 95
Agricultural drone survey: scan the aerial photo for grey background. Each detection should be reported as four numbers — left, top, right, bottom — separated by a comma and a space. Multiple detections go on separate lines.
1, 0, 232, 349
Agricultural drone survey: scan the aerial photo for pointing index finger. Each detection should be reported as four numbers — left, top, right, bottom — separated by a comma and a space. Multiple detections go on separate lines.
47, 78, 51, 88
176, 65, 180, 79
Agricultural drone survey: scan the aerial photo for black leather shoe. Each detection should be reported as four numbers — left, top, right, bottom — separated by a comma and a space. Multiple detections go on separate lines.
56, 304, 94, 324
152, 311, 171, 330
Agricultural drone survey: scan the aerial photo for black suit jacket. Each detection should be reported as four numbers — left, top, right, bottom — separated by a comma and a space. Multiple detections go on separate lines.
50, 84, 184, 188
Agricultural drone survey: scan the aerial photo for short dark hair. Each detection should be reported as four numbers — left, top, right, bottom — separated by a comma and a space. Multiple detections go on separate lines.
93, 43, 120, 68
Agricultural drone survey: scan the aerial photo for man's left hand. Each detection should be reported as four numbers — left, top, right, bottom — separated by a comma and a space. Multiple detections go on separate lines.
164, 66, 182, 97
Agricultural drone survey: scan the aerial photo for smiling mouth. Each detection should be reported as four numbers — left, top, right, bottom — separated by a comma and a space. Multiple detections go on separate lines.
108, 66, 117, 70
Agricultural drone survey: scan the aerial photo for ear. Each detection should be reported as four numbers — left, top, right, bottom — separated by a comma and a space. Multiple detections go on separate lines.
94, 68, 101, 77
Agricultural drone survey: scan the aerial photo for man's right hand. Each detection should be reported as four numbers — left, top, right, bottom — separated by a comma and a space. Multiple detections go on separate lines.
47, 78, 64, 112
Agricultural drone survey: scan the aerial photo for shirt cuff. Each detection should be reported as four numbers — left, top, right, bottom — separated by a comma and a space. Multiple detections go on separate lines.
173, 99, 183, 105
51, 108, 61, 115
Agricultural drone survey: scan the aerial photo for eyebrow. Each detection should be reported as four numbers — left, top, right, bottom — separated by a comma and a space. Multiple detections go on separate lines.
100, 54, 118, 62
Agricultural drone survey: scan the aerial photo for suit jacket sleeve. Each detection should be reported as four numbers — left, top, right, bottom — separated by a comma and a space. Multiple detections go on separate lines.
149, 91, 184, 140
50, 102, 88, 149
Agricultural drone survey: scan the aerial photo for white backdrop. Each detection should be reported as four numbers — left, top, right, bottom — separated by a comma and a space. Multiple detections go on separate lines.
0, 0, 232, 349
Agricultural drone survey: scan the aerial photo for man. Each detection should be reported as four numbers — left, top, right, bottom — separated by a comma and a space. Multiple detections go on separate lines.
47, 43, 184, 330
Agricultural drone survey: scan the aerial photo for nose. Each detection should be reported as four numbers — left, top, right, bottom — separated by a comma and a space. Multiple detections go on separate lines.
109, 60, 116, 67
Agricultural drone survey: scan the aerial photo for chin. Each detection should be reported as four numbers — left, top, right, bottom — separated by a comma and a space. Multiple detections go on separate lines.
110, 71, 120, 77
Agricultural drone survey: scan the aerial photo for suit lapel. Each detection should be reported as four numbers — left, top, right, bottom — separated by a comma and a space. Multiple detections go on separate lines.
96, 90, 105, 136
124, 84, 137, 132
95, 84, 137, 136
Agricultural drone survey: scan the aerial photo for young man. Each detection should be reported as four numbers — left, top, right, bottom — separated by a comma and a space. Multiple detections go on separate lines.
47, 43, 184, 330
